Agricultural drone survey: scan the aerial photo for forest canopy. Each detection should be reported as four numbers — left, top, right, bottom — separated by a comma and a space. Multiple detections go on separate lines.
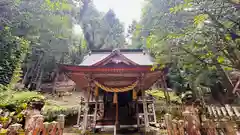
127, 0, 240, 103
0, 0, 126, 90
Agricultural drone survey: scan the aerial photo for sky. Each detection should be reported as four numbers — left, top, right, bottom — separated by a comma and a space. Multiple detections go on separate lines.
74, 0, 144, 35
93, 0, 144, 30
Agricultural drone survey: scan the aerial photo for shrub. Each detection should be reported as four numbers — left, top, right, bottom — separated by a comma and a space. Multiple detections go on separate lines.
0, 84, 45, 127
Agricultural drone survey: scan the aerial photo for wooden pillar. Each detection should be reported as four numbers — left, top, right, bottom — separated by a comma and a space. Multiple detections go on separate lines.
115, 101, 119, 127
136, 78, 141, 129
93, 86, 99, 128
136, 99, 140, 128
140, 73, 149, 132
142, 90, 149, 132
77, 97, 83, 126
82, 79, 92, 134
152, 102, 157, 123
113, 92, 119, 135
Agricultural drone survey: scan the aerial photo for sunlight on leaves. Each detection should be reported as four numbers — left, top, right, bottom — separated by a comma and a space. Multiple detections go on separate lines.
217, 56, 225, 63
194, 14, 209, 27
225, 34, 232, 41
169, 1, 192, 14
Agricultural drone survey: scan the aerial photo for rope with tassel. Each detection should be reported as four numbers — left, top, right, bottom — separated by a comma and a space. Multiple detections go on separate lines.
94, 80, 138, 93
94, 81, 139, 103
132, 89, 137, 100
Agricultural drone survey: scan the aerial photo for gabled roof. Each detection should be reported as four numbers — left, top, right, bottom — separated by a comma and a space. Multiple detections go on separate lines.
80, 49, 154, 66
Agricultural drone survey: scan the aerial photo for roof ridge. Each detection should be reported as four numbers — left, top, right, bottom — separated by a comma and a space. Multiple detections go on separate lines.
90, 49, 144, 53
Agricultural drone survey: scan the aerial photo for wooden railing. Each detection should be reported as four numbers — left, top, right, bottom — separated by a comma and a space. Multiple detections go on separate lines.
1, 114, 65, 135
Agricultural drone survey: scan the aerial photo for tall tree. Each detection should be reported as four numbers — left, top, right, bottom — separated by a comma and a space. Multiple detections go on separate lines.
0, 0, 86, 89
132, 0, 240, 103
78, 2, 125, 50
102, 9, 125, 49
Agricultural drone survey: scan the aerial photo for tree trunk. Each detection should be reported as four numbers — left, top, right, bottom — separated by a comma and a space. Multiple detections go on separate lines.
210, 82, 226, 104
212, 58, 235, 103
29, 52, 44, 90
52, 69, 59, 94
22, 64, 31, 85
36, 70, 43, 90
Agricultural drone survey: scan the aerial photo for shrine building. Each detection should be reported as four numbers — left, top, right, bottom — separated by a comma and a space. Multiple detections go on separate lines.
58, 49, 168, 133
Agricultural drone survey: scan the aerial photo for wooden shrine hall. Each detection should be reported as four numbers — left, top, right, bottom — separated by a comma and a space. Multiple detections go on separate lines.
58, 49, 168, 133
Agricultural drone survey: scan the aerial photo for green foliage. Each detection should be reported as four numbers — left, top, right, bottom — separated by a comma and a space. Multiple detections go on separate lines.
193, 14, 208, 26
146, 89, 181, 104
131, 0, 240, 102
79, 4, 126, 50
0, 84, 45, 127
43, 105, 78, 122
0, 27, 29, 86
169, 0, 192, 14
0, 85, 44, 108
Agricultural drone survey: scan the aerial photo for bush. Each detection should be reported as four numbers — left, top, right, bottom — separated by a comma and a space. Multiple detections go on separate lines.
0, 84, 45, 127
0, 85, 44, 108
43, 101, 78, 123
146, 89, 181, 104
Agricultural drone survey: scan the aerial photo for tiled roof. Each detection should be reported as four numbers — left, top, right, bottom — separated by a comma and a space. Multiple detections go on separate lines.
80, 49, 154, 66
80, 52, 109, 66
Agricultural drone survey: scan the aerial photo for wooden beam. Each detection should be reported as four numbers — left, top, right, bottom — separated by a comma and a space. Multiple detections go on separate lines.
95, 77, 137, 81
68, 72, 161, 78
92, 73, 140, 78
101, 80, 134, 86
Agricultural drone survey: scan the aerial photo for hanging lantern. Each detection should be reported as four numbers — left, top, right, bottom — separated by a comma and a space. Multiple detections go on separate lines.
132, 89, 137, 100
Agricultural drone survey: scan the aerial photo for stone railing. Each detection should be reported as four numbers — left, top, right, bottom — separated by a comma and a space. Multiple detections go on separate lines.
1, 114, 65, 135
162, 105, 240, 135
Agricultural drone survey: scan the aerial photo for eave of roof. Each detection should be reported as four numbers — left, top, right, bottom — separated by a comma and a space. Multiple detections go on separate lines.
58, 64, 158, 73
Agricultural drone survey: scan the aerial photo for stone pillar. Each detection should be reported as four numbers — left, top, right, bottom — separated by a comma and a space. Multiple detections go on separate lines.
8, 123, 22, 135
57, 114, 65, 135
178, 120, 185, 135
164, 113, 173, 135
